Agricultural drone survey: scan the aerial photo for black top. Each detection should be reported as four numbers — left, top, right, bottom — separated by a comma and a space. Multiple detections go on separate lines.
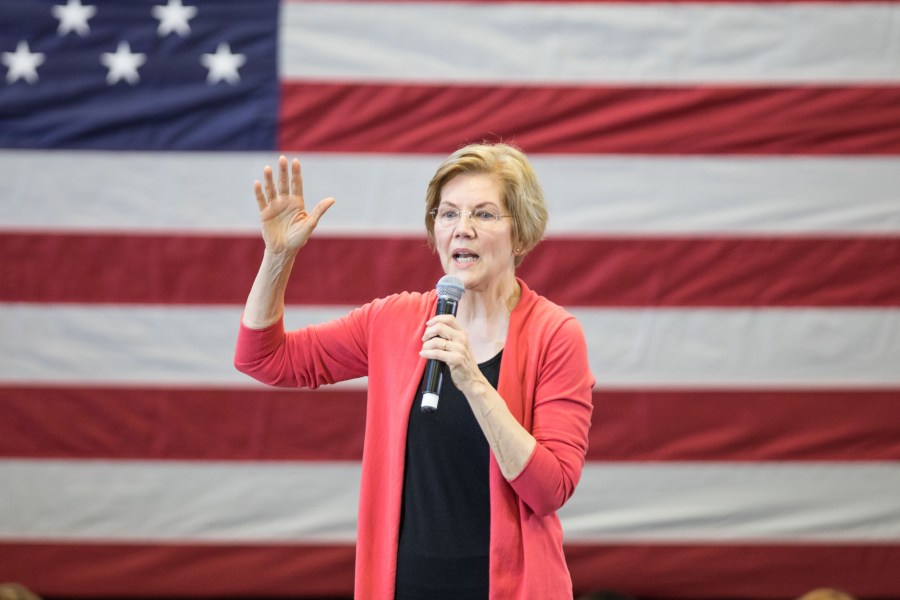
395, 351, 503, 600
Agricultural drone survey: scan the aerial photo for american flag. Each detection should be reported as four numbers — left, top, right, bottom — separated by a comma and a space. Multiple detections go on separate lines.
2, 0, 900, 597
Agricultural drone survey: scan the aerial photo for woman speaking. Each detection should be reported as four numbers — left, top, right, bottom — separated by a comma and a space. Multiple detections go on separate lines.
235, 142, 595, 599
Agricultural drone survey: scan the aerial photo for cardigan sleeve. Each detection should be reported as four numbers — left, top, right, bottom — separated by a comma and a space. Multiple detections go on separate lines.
234, 303, 374, 388
508, 315, 594, 516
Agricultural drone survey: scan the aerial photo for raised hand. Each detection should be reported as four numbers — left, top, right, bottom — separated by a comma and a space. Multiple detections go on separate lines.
254, 155, 335, 254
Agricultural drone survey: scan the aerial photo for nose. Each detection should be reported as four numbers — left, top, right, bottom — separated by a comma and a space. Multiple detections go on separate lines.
454, 212, 476, 235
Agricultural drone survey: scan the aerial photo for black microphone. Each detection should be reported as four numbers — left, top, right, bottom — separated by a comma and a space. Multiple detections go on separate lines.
420, 275, 465, 413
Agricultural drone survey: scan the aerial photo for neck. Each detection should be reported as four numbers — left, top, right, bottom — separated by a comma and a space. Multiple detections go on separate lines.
456, 276, 520, 362
457, 276, 521, 325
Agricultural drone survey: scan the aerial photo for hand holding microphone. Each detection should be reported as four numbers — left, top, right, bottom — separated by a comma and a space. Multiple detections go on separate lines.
420, 275, 465, 412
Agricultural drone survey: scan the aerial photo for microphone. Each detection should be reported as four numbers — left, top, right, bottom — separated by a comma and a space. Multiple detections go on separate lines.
420, 275, 465, 413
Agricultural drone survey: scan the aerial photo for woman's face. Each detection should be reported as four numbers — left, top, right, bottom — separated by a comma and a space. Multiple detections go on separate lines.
433, 173, 517, 292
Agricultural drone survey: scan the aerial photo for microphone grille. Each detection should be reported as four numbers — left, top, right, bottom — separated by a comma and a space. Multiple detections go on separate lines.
436, 275, 465, 302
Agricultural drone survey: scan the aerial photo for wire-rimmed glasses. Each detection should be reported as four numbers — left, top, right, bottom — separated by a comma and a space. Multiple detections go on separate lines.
429, 208, 512, 228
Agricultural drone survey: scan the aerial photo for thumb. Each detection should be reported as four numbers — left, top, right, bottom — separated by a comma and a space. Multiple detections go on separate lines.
307, 197, 336, 228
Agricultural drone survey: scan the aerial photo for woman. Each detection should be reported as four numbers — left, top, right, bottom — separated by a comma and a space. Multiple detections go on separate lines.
235, 143, 594, 599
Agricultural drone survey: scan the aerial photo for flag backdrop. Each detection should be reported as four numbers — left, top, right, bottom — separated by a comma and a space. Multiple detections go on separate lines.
2, 0, 900, 598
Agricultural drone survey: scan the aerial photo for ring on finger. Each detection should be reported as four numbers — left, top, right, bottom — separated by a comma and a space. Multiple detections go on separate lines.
443, 339, 448, 351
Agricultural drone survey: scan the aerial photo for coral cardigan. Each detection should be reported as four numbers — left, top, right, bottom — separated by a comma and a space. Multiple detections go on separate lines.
235, 278, 595, 599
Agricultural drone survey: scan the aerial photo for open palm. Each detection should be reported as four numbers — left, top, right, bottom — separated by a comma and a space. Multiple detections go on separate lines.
254, 156, 335, 254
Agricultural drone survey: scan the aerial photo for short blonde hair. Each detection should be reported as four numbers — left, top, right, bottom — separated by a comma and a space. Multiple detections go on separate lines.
0, 584, 43, 600
796, 589, 857, 600
425, 142, 548, 267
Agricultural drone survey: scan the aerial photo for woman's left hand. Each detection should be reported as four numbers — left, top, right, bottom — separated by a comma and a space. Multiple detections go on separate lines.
420, 314, 484, 394
421, 313, 538, 482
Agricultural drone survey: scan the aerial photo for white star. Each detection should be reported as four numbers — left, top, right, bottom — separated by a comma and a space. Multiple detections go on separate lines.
200, 42, 246, 85
2, 41, 46, 84
51, 0, 97, 37
100, 41, 147, 85
152, 0, 198, 38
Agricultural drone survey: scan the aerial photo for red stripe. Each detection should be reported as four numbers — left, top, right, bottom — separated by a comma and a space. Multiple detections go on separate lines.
279, 83, 900, 155
0, 542, 355, 598
564, 543, 900, 599
1, 542, 897, 598
0, 387, 367, 462
591, 389, 900, 462
3, 387, 899, 462
3, 233, 898, 306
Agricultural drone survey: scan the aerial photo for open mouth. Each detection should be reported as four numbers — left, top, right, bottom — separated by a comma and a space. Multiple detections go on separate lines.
453, 250, 479, 264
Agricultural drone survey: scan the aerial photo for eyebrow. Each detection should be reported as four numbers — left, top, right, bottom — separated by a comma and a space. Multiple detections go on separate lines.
437, 201, 502, 210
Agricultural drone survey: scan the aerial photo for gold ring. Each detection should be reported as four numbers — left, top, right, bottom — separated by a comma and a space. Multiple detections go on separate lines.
443, 340, 448, 351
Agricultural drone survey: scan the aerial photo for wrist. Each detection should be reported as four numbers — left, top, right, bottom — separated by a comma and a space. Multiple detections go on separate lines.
262, 247, 299, 275
461, 374, 493, 406
263, 246, 299, 261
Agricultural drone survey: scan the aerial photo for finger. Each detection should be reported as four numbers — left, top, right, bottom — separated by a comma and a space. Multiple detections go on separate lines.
277, 155, 289, 197
422, 322, 453, 342
291, 159, 302, 199
426, 314, 459, 328
419, 337, 454, 360
253, 180, 267, 211
306, 197, 336, 228
263, 165, 276, 202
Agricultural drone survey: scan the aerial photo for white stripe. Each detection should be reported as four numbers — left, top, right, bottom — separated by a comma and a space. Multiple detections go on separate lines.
2, 151, 899, 234
2, 304, 898, 388
280, 2, 900, 84
570, 306, 900, 389
2, 460, 898, 542
561, 462, 900, 542
0, 304, 354, 388
0, 460, 360, 543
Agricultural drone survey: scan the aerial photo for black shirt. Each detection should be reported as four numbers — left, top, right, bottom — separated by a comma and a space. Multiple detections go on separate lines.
395, 351, 502, 600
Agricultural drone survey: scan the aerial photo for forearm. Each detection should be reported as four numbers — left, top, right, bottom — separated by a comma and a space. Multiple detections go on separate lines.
466, 378, 537, 480
241, 249, 298, 329
463, 365, 593, 515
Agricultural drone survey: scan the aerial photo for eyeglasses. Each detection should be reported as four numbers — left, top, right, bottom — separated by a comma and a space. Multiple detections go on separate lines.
429, 208, 513, 228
